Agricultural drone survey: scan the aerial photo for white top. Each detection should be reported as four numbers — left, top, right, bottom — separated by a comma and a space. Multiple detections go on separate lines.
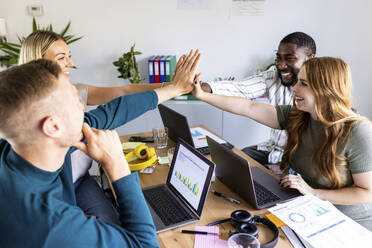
71, 83, 93, 183
207, 66, 293, 164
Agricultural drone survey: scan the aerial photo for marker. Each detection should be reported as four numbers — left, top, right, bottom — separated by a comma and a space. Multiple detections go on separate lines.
211, 190, 240, 204
181, 230, 219, 235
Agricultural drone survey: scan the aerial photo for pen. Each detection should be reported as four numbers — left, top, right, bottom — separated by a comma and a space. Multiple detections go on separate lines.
207, 218, 231, 226
181, 230, 219, 235
211, 190, 240, 204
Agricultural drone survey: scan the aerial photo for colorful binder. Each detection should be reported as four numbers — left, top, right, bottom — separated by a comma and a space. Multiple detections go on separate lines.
148, 55, 177, 83
153, 56, 160, 83
159, 56, 166, 83
148, 56, 155, 83
165, 55, 177, 82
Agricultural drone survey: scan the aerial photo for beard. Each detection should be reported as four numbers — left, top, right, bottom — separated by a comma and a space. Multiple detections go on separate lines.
278, 69, 298, 87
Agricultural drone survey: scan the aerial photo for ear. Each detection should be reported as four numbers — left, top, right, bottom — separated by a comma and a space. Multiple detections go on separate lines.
307, 54, 315, 60
41, 115, 62, 138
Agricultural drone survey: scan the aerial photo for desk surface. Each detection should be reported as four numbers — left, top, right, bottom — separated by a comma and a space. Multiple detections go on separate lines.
120, 125, 293, 248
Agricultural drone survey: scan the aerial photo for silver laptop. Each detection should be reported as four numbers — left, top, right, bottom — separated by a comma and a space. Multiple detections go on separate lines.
158, 104, 233, 155
142, 138, 215, 232
207, 136, 301, 209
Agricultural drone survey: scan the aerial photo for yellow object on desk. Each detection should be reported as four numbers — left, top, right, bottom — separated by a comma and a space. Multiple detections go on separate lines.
125, 144, 157, 171
266, 213, 286, 227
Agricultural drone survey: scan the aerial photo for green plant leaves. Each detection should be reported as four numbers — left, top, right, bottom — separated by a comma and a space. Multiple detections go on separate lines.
0, 17, 83, 67
113, 43, 142, 84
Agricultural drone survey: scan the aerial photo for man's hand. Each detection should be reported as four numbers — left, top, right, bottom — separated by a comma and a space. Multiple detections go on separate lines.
201, 82, 212, 93
192, 74, 208, 99
74, 123, 130, 182
172, 49, 201, 95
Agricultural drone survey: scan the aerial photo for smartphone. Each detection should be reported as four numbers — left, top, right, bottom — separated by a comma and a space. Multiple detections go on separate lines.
129, 136, 155, 143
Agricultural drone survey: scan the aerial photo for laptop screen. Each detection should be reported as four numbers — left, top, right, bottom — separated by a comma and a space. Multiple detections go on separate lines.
167, 139, 214, 214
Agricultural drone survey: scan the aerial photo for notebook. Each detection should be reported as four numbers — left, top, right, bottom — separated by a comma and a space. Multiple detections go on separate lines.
142, 138, 215, 232
158, 104, 233, 155
207, 136, 301, 209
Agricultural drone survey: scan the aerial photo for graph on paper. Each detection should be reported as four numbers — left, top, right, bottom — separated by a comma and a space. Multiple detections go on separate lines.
269, 195, 372, 248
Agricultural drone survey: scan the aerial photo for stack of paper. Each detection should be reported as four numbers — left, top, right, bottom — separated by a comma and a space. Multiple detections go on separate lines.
268, 195, 372, 248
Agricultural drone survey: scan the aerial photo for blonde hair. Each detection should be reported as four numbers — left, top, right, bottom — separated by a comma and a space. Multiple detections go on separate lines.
280, 57, 365, 188
19, 30, 63, 64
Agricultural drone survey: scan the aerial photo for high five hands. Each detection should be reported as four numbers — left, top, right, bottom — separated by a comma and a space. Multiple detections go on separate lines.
172, 49, 201, 94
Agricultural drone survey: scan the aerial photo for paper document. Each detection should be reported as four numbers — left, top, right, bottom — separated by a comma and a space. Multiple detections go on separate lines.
281, 226, 313, 248
190, 127, 226, 148
178, 0, 215, 10
122, 142, 145, 150
269, 195, 372, 248
231, 0, 265, 16
194, 226, 227, 248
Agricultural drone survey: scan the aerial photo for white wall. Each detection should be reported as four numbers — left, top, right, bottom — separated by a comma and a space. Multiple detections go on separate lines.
1, 0, 372, 117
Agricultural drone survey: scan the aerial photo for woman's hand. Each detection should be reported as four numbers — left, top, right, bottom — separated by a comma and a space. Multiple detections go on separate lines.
280, 174, 315, 195
172, 49, 201, 94
171, 54, 185, 81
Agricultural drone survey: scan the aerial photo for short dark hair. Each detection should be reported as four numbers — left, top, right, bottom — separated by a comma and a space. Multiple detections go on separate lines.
0, 59, 61, 137
280, 32, 316, 56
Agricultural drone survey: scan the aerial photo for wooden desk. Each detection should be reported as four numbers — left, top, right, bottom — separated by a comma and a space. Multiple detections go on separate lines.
120, 125, 292, 248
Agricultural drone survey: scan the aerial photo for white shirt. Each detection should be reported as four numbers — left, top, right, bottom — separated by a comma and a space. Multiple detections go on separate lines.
71, 83, 92, 183
208, 66, 293, 164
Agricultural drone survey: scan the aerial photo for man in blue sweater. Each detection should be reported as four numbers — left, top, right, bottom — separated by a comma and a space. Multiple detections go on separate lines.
0, 50, 200, 247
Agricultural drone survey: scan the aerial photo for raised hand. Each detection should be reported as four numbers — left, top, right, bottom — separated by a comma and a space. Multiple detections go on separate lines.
171, 54, 185, 81
172, 49, 201, 94
74, 123, 130, 182
192, 73, 206, 99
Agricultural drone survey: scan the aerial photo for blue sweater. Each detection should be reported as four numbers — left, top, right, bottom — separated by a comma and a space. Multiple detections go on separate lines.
0, 91, 160, 248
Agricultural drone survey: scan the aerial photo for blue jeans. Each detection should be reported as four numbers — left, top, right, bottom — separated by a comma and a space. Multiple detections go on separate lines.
74, 174, 120, 225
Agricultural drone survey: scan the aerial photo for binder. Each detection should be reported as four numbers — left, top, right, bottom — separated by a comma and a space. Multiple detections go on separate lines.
153, 56, 160, 83
165, 55, 177, 82
148, 56, 155, 83
159, 56, 166, 83
173, 94, 198, 101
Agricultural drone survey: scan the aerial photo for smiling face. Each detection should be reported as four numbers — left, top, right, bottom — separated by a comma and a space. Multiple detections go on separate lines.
275, 43, 311, 87
291, 67, 317, 119
43, 39, 74, 78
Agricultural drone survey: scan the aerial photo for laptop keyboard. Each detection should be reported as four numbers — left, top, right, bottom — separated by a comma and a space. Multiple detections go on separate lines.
197, 146, 210, 155
143, 186, 194, 226
253, 181, 280, 206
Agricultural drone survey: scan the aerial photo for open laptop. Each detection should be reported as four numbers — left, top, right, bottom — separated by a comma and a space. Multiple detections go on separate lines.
142, 138, 215, 232
207, 136, 301, 209
158, 104, 233, 155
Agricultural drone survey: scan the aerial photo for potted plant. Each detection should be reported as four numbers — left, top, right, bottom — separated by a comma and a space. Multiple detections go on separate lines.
113, 43, 142, 84
0, 17, 83, 67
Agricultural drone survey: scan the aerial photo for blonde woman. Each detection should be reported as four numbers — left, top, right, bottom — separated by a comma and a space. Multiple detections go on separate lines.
19, 30, 171, 106
19, 30, 199, 224
19, 30, 176, 183
193, 57, 372, 230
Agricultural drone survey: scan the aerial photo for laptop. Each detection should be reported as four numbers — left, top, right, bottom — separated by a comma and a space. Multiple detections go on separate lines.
142, 138, 215, 232
158, 104, 233, 155
207, 136, 301, 209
